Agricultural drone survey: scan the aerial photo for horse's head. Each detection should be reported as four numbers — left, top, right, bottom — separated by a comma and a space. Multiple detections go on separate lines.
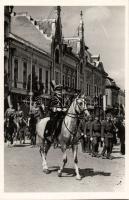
74, 94, 90, 116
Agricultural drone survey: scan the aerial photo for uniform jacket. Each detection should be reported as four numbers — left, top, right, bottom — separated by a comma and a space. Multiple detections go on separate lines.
49, 94, 63, 112
16, 110, 23, 117
5, 108, 16, 119
90, 120, 101, 137
101, 120, 115, 138
84, 120, 92, 136
29, 106, 40, 119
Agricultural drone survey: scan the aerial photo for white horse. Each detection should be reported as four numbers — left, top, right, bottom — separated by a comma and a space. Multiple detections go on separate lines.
36, 95, 90, 180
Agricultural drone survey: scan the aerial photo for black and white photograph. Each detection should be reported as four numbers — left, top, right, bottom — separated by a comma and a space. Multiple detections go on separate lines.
0, 0, 129, 198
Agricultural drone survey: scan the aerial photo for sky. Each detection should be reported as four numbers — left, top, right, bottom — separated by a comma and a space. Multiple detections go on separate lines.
14, 6, 125, 90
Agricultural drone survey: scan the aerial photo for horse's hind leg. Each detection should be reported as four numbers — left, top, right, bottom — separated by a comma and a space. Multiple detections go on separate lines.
58, 146, 67, 177
40, 139, 51, 174
72, 145, 81, 180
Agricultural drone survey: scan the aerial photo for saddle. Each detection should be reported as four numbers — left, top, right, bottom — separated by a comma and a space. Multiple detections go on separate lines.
44, 113, 65, 142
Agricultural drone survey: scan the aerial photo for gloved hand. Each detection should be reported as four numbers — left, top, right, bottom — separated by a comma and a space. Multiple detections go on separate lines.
57, 108, 61, 111
53, 107, 57, 112
63, 108, 67, 112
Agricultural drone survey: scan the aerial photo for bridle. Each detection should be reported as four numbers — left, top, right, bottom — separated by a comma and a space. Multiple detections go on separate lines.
63, 97, 88, 137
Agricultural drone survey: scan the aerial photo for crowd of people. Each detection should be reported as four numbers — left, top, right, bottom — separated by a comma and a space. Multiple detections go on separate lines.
79, 113, 125, 159
4, 81, 125, 158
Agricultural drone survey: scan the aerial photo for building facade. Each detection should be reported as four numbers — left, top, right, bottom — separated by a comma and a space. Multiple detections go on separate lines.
4, 6, 13, 110
4, 6, 125, 116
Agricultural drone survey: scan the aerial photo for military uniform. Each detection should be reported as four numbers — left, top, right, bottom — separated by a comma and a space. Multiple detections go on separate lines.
45, 84, 64, 142
84, 117, 93, 153
90, 118, 101, 157
101, 118, 115, 159
29, 103, 41, 145
29, 105, 41, 120
78, 118, 86, 153
5, 107, 16, 120
4, 106, 16, 144
15, 110, 24, 123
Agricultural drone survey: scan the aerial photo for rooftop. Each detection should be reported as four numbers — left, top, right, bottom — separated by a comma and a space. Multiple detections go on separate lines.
11, 12, 53, 54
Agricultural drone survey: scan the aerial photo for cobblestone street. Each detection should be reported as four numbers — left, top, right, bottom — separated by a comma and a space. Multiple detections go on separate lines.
4, 142, 125, 192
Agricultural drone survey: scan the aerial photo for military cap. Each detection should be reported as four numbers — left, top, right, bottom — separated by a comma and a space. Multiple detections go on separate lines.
54, 84, 63, 92
106, 113, 112, 117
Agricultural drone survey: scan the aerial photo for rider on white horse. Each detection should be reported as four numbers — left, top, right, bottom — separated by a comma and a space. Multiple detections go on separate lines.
44, 81, 66, 143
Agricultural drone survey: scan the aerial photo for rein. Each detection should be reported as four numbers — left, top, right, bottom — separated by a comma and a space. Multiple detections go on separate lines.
63, 99, 85, 140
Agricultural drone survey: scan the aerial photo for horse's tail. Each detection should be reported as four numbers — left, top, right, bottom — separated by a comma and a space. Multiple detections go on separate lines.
36, 117, 50, 139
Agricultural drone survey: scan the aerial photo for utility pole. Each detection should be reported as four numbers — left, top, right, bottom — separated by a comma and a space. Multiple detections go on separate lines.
29, 54, 33, 110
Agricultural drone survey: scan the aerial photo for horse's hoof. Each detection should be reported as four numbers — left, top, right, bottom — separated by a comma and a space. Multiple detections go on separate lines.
58, 171, 62, 177
43, 169, 50, 174
76, 176, 82, 180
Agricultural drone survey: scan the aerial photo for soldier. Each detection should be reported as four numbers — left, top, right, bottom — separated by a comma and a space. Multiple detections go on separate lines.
101, 114, 116, 159
90, 115, 101, 157
45, 82, 65, 144
15, 103, 24, 123
78, 114, 86, 153
29, 100, 41, 147
4, 104, 16, 145
84, 115, 93, 153
5, 103, 15, 116
15, 103, 27, 144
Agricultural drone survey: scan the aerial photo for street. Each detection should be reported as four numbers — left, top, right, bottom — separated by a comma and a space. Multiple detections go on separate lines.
4, 141, 125, 192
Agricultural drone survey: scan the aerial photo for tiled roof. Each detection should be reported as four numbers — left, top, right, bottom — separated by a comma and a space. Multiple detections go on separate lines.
106, 77, 119, 89
11, 13, 52, 54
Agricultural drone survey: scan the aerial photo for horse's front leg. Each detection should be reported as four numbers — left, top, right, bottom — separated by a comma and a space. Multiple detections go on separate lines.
39, 139, 51, 174
58, 145, 67, 177
72, 145, 81, 180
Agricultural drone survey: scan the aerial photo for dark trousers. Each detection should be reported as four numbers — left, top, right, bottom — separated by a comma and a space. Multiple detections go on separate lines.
80, 136, 85, 152
92, 136, 101, 155
30, 126, 36, 145
120, 139, 125, 155
101, 137, 113, 157
85, 136, 91, 153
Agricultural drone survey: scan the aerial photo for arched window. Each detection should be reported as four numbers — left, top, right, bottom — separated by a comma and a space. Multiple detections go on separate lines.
55, 49, 59, 64
80, 62, 83, 74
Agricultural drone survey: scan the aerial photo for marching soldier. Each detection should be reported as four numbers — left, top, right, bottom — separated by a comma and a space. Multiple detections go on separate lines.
5, 104, 16, 120
15, 103, 27, 144
15, 103, 24, 125
78, 115, 87, 153
84, 115, 93, 153
90, 115, 101, 157
4, 104, 16, 145
101, 114, 116, 159
29, 100, 41, 146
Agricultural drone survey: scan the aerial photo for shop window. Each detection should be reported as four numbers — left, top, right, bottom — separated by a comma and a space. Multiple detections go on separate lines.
14, 59, 18, 88
80, 63, 83, 74
45, 70, 48, 93
63, 75, 65, 86
23, 61, 27, 89
87, 84, 88, 96
89, 85, 91, 96
68, 77, 70, 87
39, 68, 42, 83
55, 71, 59, 85
55, 49, 59, 64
